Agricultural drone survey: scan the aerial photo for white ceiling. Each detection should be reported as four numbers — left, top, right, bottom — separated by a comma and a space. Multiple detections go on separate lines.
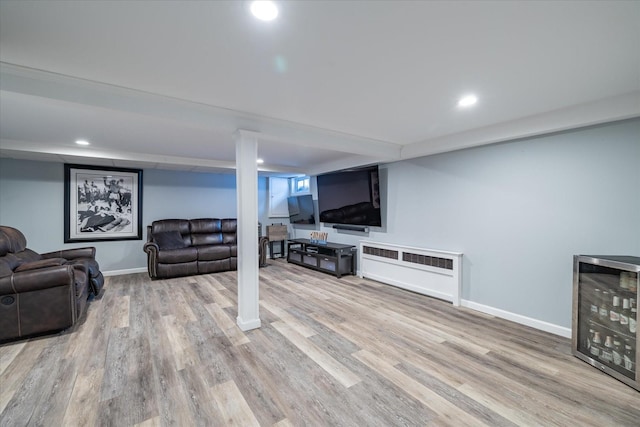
1, 0, 639, 175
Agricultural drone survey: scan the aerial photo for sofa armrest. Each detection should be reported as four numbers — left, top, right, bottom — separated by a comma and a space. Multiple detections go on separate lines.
258, 236, 269, 268
42, 247, 96, 260
143, 242, 160, 279
143, 241, 160, 254
14, 258, 67, 272
0, 265, 76, 295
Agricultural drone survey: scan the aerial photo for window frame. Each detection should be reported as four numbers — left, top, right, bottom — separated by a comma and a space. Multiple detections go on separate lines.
290, 176, 310, 195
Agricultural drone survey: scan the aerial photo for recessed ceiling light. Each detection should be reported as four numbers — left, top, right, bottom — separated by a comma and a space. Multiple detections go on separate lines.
458, 95, 478, 108
75, 139, 90, 146
250, 1, 278, 21
257, 158, 265, 164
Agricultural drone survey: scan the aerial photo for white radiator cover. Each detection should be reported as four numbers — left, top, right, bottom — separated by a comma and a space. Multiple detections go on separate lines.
359, 241, 463, 306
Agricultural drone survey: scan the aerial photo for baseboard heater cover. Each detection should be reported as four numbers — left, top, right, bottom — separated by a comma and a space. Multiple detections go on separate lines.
359, 241, 462, 306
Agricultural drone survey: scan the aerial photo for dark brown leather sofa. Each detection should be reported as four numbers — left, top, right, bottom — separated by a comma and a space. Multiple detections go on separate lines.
143, 218, 269, 279
0, 225, 105, 341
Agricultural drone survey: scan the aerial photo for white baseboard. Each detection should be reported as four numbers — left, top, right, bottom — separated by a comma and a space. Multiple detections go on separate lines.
103, 267, 147, 277
461, 299, 572, 339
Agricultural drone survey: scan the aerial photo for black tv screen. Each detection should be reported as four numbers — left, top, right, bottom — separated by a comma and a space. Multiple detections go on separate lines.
317, 165, 381, 227
287, 194, 316, 224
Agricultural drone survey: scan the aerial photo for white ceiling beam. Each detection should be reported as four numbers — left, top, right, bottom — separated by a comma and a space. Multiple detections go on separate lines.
307, 155, 391, 176
0, 139, 305, 175
0, 63, 402, 160
402, 91, 640, 160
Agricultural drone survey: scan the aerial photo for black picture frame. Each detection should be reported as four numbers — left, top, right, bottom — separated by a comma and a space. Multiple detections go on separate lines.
64, 164, 143, 243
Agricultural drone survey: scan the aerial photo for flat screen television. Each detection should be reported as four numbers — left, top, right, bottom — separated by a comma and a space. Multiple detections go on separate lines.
287, 194, 316, 224
316, 165, 381, 227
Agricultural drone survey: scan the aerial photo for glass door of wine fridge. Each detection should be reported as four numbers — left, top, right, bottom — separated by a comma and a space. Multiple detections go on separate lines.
573, 255, 639, 391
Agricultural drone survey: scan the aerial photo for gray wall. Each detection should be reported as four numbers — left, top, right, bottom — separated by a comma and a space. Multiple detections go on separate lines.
1, 118, 638, 329
0, 162, 269, 272
387, 119, 639, 328
297, 118, 640, 328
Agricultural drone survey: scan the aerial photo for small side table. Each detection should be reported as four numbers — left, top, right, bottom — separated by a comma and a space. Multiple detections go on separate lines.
266, 224, 288, 259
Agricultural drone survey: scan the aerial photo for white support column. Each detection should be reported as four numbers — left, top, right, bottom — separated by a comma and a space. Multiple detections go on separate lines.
234, 130, 261, 331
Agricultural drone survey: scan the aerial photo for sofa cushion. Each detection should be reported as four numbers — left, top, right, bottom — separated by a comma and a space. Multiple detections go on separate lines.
190, 219, 223, 246
190, 218, 220, 233
0, 253, 22, 278
198, 259, 230, 274
151, 219, 190, 235
221, 218, 237, 232
15, 258, 66, 272
191, 233, 223, 246
0, 230, 10, 257
188, 219, 236, 246
221, 219, 237, 244
14, 249, 42, 264
0, 226, 28, 255
157, 247, 198, 263
157, 261, 197, 278
154, 231, 188, 250
197, 245, 231, 261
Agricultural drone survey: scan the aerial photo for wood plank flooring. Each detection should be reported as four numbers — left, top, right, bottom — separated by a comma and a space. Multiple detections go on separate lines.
1, 259, 639, 426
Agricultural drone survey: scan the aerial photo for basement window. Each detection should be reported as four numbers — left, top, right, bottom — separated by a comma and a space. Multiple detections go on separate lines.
291, 176, 310, 194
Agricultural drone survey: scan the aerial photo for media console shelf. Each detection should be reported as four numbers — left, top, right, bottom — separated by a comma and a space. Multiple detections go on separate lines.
287, 238, 356, 278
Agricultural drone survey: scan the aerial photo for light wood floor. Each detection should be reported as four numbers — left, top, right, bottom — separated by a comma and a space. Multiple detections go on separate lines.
1, 259, 639, 426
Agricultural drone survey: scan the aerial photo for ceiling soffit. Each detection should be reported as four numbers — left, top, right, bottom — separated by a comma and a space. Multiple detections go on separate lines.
0, 63, 402, 174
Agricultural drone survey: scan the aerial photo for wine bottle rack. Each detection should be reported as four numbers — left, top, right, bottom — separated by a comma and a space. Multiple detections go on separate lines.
572, 255, 639, 392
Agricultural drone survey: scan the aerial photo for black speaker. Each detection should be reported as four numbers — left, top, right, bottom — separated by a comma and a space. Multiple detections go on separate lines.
332, 224, 368, 232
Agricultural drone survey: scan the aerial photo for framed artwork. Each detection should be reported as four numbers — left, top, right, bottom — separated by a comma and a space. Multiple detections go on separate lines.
64, 164, 143, 243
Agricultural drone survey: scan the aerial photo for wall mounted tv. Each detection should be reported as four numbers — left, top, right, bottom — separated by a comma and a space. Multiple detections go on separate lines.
316, 165, 381, 227
287, 194, 316, 224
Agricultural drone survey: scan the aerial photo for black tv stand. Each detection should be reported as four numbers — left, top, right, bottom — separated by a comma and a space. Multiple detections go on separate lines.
286, 239, 356, 278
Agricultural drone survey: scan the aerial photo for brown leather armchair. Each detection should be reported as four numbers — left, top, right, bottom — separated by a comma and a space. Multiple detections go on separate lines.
0, 226, 104, 341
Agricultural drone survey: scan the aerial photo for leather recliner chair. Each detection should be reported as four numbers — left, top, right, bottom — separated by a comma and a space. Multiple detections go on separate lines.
0, 225, 104, 341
